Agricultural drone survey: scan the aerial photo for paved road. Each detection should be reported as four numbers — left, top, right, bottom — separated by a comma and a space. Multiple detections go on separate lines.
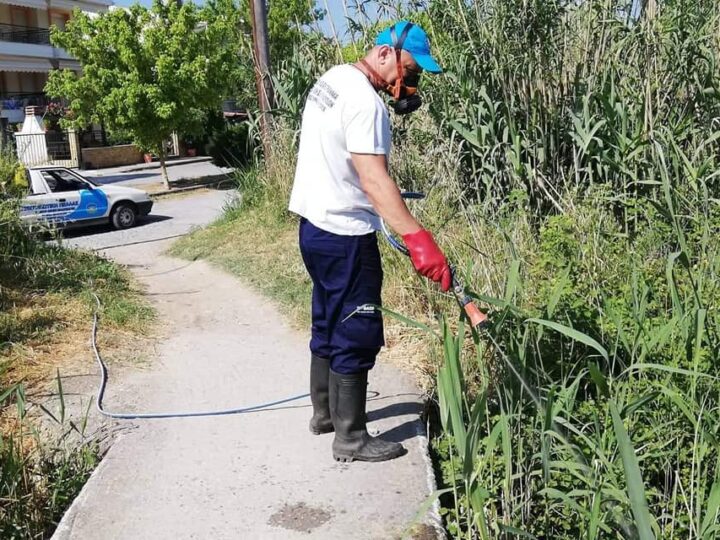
53, 189, 441, 539
83, 157, 234, 190
61, 188, 237, 250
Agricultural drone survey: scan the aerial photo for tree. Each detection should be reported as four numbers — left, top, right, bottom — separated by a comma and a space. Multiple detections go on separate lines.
230, 0, 324, 107
264, 0, 324, 59
46, 0, 240, 189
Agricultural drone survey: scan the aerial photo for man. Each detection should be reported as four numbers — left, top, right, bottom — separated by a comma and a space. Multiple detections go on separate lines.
288, 21, 451, 463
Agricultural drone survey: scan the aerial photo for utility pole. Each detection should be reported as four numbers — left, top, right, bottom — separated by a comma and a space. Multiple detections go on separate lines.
248, 0, 274, 160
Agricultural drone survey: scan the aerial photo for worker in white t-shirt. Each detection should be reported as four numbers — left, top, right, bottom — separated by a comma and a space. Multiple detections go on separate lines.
289, 21, 450, 463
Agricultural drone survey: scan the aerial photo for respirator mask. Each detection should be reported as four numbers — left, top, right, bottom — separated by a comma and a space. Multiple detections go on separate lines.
360, 23, 423, 115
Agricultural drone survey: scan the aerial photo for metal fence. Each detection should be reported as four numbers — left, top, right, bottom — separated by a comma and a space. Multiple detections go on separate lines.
0, 23, 51, 45
46, 131, 72, 161
14, 131, 78, 168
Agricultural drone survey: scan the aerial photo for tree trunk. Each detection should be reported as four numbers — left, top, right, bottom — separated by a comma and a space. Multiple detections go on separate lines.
159, 147, 170, 191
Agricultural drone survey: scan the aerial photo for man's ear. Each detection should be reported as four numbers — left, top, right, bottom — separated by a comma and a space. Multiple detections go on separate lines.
376, 45, 393, 65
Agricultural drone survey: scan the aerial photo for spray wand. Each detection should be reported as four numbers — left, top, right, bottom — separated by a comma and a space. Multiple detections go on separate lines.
380, 192, 488, 331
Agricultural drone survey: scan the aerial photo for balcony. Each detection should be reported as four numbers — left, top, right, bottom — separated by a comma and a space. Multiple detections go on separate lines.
1, 92, 51, 109
0, 93, 54, 124
0, 23, 51, 46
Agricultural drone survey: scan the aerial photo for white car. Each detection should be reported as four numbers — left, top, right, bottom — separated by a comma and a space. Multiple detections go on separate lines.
20, 166, 153, 230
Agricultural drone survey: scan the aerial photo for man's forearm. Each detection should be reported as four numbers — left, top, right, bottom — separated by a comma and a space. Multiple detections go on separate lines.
352, 153, 451, 291
359, 171, 421, 236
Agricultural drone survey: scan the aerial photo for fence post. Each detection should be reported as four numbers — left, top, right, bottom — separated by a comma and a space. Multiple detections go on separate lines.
171, 132, 180, 157
67, 128, 81, 168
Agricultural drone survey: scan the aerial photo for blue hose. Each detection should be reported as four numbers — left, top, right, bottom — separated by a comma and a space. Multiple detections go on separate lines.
90, 293, 310, 420
89, 191, 423, 420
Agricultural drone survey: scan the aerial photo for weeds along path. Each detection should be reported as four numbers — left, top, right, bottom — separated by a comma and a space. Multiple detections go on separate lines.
53, 190, 437, 539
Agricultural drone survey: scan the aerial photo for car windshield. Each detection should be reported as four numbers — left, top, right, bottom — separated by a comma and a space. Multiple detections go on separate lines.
40, 169, 98, 192
41, 170, 85, 193
65, 169, 99, 187
82, 175, 99, 187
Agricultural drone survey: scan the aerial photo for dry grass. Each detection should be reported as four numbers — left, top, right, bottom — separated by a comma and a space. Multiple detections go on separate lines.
1, 287, 154, 425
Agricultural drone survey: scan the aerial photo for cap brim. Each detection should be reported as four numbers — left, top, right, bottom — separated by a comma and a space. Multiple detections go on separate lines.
413, 53, 442, 74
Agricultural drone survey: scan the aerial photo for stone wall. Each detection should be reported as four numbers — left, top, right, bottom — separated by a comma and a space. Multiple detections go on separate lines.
81, 144, 144, 169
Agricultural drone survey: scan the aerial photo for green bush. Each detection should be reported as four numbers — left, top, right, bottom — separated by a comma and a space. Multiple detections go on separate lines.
0, 149, 26, 197
428, 181, 720, 538
204, 120, 258, 168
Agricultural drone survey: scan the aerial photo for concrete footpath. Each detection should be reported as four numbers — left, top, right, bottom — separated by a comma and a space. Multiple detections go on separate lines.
52, 190, 442, 539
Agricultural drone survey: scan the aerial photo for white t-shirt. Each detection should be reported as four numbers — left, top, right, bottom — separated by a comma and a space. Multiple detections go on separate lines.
288, 64, 391, 236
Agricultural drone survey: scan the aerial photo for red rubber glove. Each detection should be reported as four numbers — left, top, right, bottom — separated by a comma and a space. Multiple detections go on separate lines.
402, 229, 452, 292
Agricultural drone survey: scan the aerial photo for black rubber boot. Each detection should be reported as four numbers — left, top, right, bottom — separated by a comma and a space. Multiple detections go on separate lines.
329, 369, 405, 462
309, 354, 334, 435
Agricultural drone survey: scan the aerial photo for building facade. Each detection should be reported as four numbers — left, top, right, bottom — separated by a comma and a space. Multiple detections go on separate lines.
0, 0, 111, 125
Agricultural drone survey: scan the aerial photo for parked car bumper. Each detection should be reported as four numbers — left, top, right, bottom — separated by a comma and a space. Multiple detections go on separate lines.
137, 200, 153, 216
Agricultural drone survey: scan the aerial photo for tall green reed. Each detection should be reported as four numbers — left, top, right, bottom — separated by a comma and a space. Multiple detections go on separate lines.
423, 0, 720, 212
235, 1, 720, 535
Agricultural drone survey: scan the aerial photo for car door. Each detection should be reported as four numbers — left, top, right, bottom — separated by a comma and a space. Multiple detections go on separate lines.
54, 169, 109, 223
34, 169, 85, 225
19, 171, 71, 225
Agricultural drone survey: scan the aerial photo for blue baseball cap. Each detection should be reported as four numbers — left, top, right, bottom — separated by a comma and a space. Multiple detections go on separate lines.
376, 21, 442, 74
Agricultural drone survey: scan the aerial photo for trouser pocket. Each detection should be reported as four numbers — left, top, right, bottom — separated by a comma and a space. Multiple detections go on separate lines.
335, 302, 385, 351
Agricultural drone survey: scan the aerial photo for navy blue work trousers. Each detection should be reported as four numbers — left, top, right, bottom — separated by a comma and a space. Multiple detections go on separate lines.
298, 218, 384, 374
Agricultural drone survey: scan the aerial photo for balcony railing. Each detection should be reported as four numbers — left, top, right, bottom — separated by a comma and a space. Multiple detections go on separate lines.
0, 23, 51, 46
0, 93, 53, 113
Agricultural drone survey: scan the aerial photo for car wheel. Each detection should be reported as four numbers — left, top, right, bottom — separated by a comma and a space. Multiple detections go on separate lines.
111, 203, 137, 230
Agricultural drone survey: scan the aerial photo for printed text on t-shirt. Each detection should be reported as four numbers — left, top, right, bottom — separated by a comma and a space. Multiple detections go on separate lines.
307, 80, 339, 112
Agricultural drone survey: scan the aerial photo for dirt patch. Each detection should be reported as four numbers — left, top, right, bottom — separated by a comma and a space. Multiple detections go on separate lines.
405, 522, 443, 539
135, 176, 234, 197
2, 294, 90, 388
267, 502, 333, 534
139, 184, 212, 196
